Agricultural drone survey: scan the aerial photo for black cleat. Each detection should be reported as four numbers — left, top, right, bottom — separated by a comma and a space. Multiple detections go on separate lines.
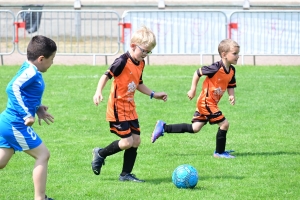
91, 147, 105, 175
45, 195, 54, 200
119, 173, 145, 182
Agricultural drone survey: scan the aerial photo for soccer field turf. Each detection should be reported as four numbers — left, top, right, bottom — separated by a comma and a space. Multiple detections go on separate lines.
0, 64, 299, 200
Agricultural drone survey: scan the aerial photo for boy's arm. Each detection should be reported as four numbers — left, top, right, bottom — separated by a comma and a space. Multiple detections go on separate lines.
93, 74, 109, 106
227, 88, 235, 105
187, 70, 200, 100
137, 84, 168, 101
6, 69, 36, 121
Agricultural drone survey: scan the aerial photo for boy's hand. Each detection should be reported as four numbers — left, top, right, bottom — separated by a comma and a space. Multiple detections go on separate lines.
36, 105, 54, 125
93, 93, 104, 106
24, 116, 35, 126
187, 89, 196, 100
229, 95, 235, 105
154, 92, 168, 102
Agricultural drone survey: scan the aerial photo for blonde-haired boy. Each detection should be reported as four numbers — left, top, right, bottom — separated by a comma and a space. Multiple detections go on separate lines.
91, 26, 167, 182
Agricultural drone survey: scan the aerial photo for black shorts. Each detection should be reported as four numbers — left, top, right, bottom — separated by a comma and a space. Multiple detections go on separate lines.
109, 119, 140, 138
191, 111, 225, 125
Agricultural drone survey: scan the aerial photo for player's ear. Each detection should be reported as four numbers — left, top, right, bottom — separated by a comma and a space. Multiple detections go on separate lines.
130, 43, 138, 52
221, 51, 227, 58
37, 55, 44, 62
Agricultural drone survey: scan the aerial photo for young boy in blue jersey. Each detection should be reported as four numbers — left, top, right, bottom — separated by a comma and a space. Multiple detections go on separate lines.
0, 35, 56, 200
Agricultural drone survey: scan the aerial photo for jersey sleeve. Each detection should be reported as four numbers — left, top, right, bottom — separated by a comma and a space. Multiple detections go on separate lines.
6, 67, 37, 120
228, 66, 237, 88
105, 55, 127, 79
197, 62, 221, 78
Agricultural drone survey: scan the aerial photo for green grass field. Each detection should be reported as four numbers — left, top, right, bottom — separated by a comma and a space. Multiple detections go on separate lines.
0, 64, 299, 200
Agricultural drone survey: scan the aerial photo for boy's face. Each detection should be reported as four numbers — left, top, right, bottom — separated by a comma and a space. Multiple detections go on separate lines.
223, 46, 240, 65
131, 44, 152, 62
37, 51, 56, 72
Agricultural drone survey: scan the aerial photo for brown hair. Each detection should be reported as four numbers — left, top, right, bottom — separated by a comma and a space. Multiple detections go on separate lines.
27, 35, 57, 61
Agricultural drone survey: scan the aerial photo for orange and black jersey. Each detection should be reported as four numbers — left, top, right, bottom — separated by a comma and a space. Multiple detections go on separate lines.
196, 60, 236, 113
105, 52, 144, 122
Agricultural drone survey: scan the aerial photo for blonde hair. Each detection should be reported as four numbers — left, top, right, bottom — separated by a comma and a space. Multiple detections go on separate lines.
131, 26, 156, 50
218, 39, 239, 56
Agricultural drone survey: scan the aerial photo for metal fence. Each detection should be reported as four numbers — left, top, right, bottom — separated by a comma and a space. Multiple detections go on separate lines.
1, 9, 300, 65
121, 10, 227, 55
15, 10, 120, 57
229, 10, 300, 55
0, 10, 15, 56
121, 10, 300, 64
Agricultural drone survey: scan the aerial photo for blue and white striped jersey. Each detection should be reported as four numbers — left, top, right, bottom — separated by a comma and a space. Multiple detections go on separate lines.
2, 61, 45, 122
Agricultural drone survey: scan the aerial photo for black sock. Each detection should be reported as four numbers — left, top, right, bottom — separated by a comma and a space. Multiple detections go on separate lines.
216, 128, 227, 153
121, 147, 138, 176
98, 140, 122, 158
164, 123, 194, 133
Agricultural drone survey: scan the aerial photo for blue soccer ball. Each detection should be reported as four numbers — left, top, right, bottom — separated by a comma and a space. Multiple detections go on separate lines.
172, 164, 199, 189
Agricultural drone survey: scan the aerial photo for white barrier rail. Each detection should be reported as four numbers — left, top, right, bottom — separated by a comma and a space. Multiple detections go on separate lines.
15, 10, 121, 61
0, 10, 14, 65
121, 10, 227, 55
229, 11, 300, 55
1, 9, 300, 65
0, 10, 15, 55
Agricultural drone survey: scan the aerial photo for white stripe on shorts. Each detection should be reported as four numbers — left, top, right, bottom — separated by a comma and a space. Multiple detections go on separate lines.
12, 126, 29, 150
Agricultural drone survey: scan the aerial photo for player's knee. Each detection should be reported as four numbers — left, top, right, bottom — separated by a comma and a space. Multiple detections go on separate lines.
133, 138, 141, 147
43, 148, 50, 160
37, 149, 50, 162
192, 123, 203, 133
193, 127, 201, 133
45, 151, 50, 161
120, 139, 134, 149
224, 121, 230, 130
220, 120, 229, 130
0, 162, 8, 169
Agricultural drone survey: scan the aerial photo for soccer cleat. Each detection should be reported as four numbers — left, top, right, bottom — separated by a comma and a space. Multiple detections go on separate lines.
119, 173, 145, 182
91, 147, 105, 175
213, 150, 235, 158
151, 120, 165, 143
45, 195, 54, 200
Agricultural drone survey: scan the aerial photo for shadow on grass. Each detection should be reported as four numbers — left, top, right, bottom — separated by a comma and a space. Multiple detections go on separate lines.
145, 174, 244, 185
200, 175, 245, 180
166, 151, 299, 157
233, 151, 299, 156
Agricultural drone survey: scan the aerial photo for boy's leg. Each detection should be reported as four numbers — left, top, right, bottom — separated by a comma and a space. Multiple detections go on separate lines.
25, 143, 50, 200
121, 134, 139, 174
215, 119, 229, 154
121, 147, 137, 176
0, 120, 15, 168
119, 134, 144, 182
151, 121, 197, 143
92, 140, 122, 175
213, 119, 234, 158
165, 123, 194, 133
151, 111, 207, 143
215, 127, 227, 153
92, 121, 132, 176
0, 148, 14, 169
98, 140, 122, 158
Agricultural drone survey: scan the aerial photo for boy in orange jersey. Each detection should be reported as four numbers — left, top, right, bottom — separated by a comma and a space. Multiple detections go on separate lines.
152, 39, 239, 158
91, 26, 168, 182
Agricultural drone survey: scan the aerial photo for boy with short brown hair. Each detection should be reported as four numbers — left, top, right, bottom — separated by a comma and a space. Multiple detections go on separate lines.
152, 39, 240, 158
